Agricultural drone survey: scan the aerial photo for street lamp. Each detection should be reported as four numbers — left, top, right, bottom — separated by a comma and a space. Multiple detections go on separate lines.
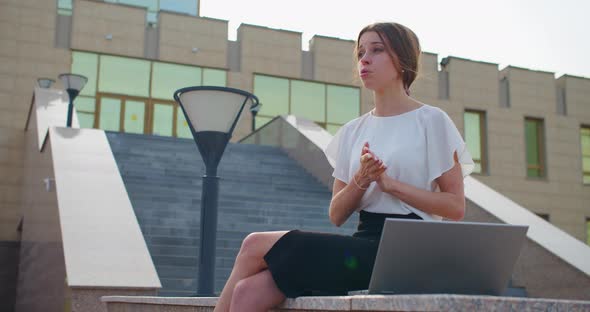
173, 86, 259, 296
58, 73, 87, 128
249, 101, 262, 132
37, 78, 55, 89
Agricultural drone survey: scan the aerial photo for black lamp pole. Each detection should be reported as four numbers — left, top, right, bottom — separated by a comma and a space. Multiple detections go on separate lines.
173, 86, 259, 296
194, 130, 230, 295
58, 73, 87, 128
65, 88, 79, 128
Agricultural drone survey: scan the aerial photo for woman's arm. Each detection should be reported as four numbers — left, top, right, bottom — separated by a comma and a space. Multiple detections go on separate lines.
328, 178, 364, 227
376, 152, 466, 220
329, 143, 386, 226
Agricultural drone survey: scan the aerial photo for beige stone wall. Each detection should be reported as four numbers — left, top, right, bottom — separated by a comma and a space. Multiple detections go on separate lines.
410, 52, 439, 105
441, 61, 590, 240
564, 75, 590, 120
72, 0, 145, 58
231, 25, 302, 141
0, 0, 70, 241
310, 35, 357, 85
159, 14, 227, 68
238, 24, 302, 78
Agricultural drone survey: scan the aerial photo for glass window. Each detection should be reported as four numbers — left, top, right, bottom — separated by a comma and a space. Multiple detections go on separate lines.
203, 68, 226, 87
152, 62, 201, 100
327, 85, 359, 124
152, 103, 173, 136
254, 75, 289, 117
581, 126, 590, 184
326, 124, 341, 135
75, 96, 95, 113
99, 55, 150, 97
78, 113, 95, 129
72, 52, 98, 96
99, 97, 122, 132
525, 118, 545, 178
75, 96, 96, 129
123, 100, 145, 134
464, 110, 486, 174
57, 0, 72, 15
255, 116, 274, 130
291, 80, 325, 122
176, 109, 192, 139
161, 0, 198, 15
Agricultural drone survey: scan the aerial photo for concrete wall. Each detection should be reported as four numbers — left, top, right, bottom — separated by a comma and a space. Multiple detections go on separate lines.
16, 106, 66, 312
158, 13, 227, 68
0, 0, 70, 247
72, 0, 145, 57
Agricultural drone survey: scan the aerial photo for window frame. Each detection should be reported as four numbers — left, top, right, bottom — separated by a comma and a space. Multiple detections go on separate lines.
524, 117, 546, 179
253, 73, 361, 134
463, 109, 488, 175
71, 50, 226, 137
581, 124, 590, 185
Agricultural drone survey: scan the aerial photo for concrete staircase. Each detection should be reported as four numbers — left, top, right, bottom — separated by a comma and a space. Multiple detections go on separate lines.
107, 132, 356, 296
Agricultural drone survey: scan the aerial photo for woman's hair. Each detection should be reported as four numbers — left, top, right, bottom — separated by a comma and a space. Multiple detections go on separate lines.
355, 22, 421, 94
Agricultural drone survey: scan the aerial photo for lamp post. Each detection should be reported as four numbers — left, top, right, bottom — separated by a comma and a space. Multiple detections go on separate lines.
173, 86, 259, 296
249, 101, 262, 132
37, 78, 55, 89
58, 73, 87, 128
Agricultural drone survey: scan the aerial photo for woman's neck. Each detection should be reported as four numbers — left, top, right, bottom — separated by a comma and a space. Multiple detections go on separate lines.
372, 84, 417, 117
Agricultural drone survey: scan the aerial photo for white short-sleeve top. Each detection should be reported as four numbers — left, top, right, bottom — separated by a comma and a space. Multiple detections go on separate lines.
324, 104, 474, 221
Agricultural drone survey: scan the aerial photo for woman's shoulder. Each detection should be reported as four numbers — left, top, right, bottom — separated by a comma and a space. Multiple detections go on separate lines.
416, 103, 451, 124
417, 103, 445, 116
338, 111, 372, 133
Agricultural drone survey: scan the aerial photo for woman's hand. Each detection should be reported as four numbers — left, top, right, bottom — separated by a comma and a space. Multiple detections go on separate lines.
376, 172, 397, 193
354, 142, 387, 189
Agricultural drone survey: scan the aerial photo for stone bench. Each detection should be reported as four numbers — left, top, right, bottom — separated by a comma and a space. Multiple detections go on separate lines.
102, 294, 590, 311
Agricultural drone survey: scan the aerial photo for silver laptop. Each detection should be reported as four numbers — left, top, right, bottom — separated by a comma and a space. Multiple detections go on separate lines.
368, 218, 528, 296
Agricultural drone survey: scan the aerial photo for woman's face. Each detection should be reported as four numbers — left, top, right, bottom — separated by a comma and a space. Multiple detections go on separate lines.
357, 31, 401, 91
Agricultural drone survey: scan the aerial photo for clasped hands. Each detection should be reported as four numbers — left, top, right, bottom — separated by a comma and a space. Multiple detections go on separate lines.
353, 142, 395, 192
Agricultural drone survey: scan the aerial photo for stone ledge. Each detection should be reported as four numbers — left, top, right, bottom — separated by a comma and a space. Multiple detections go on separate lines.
102, 294, 590, 311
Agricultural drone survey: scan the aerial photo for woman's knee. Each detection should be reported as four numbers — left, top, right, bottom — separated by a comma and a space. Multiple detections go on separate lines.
230, 278, 258, 307
238, 232, 264, 257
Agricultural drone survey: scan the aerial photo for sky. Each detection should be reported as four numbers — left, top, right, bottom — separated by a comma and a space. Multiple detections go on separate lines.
199, 0, 590, 79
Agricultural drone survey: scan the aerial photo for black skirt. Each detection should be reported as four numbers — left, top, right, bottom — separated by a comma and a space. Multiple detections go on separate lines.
263, 211, 422, 298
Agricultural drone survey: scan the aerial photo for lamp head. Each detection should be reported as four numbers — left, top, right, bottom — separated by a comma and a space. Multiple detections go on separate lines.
37, 78, 55, 89
174, 86, 258, 136
58, 73, 88, 99
173, 86, 259, 173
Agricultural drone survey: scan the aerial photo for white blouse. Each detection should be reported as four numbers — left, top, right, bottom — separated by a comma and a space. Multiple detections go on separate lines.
324, 104, 474, 221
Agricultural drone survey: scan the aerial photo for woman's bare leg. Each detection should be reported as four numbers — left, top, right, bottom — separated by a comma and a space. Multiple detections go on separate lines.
229, 269, 286, 312
214, 231, 288, 312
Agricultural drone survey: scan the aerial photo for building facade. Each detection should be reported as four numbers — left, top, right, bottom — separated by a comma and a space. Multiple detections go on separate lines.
0, 0, 589, 245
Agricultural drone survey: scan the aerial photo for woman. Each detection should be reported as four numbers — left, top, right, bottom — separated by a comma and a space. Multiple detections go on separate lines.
214, 22, 474, 312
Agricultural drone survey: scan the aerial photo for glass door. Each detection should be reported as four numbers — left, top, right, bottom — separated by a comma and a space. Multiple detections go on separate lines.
97, 94, 148, 134
150, 101, 192, 138
123, 100, 146, 134
98, 96, 122, 131
151, 102, 174, 137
